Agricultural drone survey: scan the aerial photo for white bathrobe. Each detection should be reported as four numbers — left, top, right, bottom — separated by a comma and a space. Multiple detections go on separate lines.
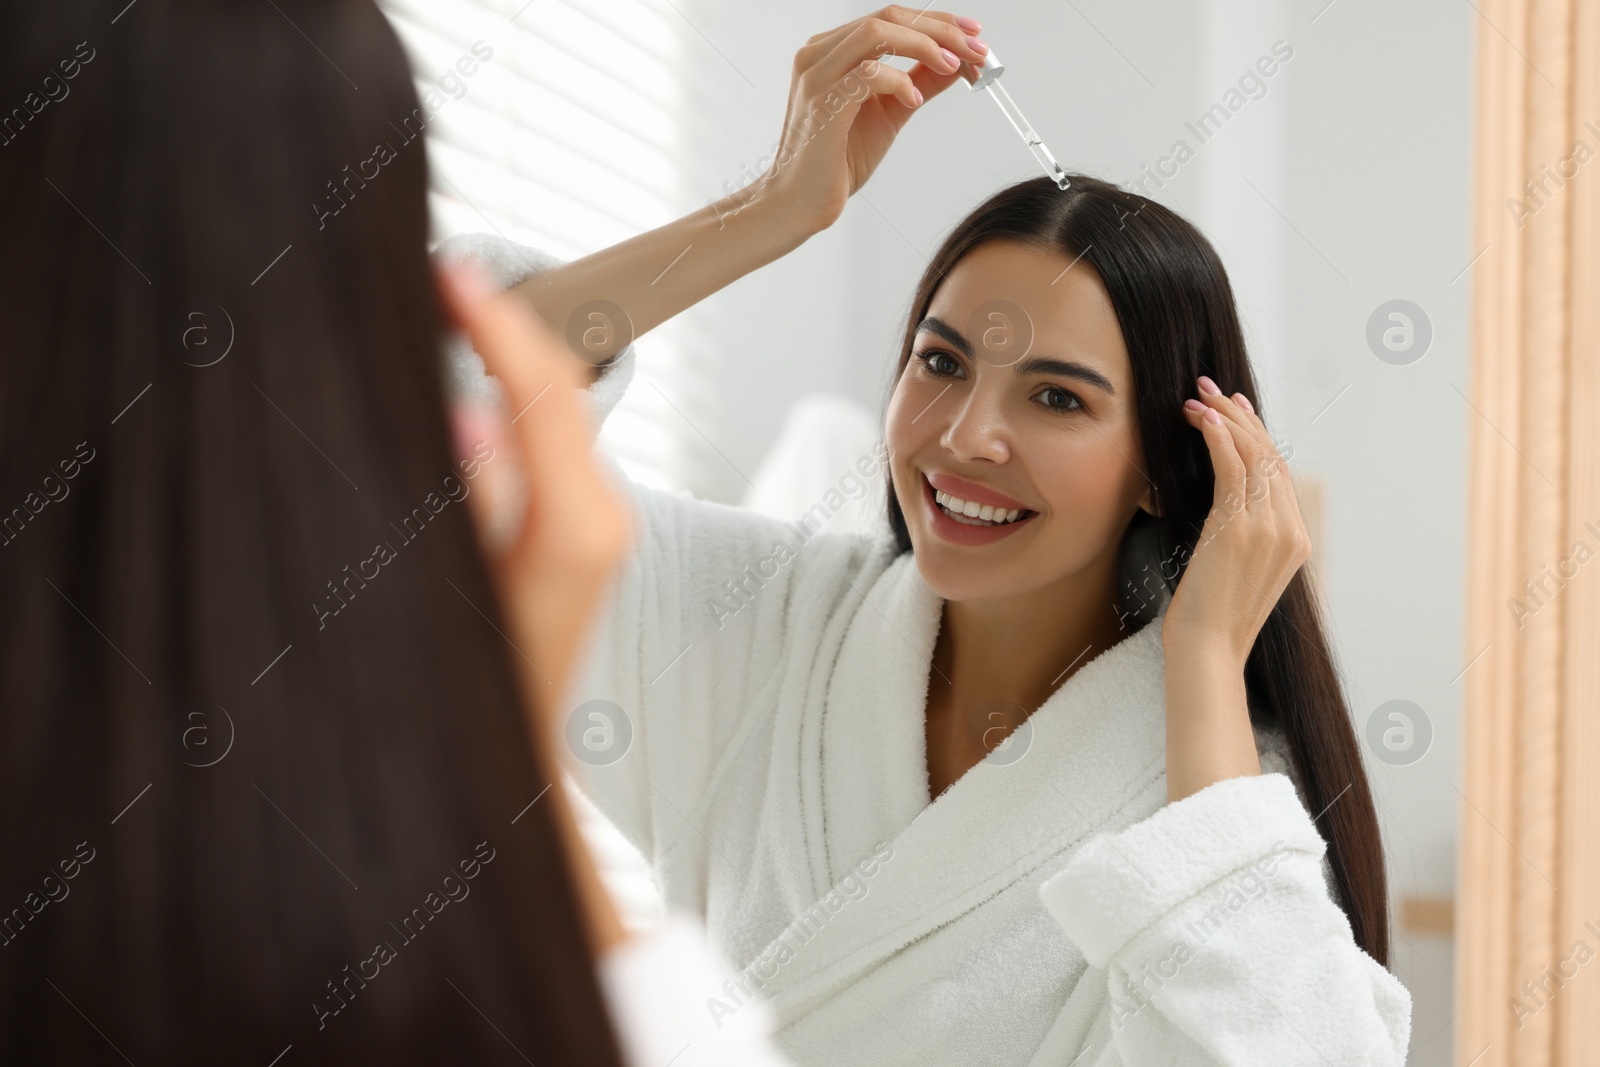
435, 233, 1413, 1067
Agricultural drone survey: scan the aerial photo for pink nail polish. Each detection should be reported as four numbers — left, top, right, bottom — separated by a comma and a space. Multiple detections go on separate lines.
939, 47, 960, 71
955, 15, 982, 33
447, 260, 494, 302
1204, 409, 1221, 424
968, 37, 989, 55
1234, 393, 1254, 413
1198, 375, 1220, 395
1184, 399, 1205, 412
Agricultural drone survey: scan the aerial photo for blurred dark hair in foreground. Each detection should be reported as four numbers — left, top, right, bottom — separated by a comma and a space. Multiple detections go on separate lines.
0, 1, 627, 1062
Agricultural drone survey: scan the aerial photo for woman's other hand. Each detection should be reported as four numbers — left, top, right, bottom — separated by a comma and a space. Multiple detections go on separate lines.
1160, 380, 1305, 801
1167, 379, 1310, 667
437, 257, 637, 954
435, 258, 636, 742
754, 6, 989, 235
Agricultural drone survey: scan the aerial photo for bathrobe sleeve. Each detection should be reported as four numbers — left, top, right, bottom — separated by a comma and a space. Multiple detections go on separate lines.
432, 232, 887, 868
1035, 728, 1412, 1066
597, 911, 797, 1067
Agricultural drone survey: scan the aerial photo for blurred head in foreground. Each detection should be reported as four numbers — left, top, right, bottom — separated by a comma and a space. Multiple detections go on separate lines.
0, 1, 628, 1062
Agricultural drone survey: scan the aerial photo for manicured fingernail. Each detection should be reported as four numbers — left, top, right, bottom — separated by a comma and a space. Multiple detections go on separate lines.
955, 15, 982, 33
912, 87, 924, 106
1204, 409, 1222, 424
446, 260, 493, 302
1184, 399, 1205, 412
1198, 375, 1220, 395
1233, 392, 1254, 413
939, 47, 960, 71
968, 36, 988, 55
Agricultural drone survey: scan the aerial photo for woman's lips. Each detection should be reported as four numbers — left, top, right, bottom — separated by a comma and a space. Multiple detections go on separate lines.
921, 472, 1037, 546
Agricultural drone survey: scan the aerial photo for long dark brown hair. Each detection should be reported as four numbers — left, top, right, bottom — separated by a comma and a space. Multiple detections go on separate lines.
886, 175, 1391, 966
0, 1, 629, 1062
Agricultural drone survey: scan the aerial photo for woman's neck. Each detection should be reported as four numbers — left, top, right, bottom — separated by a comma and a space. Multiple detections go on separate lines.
934, 575, 1130, 709
923, 565, 1134, 798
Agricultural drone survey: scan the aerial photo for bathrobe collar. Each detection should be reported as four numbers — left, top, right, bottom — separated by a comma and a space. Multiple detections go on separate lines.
774, 549, 1172, 1020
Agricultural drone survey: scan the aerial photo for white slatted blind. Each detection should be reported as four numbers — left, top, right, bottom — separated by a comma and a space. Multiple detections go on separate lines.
381, 0, 688, 493
380, 0, 675, 931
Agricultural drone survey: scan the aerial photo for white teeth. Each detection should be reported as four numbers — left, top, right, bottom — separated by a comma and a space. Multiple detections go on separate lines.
933, 487, 1026, 526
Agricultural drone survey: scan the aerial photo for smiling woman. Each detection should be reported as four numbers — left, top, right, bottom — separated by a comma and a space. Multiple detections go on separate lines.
883, 176, 1389, 870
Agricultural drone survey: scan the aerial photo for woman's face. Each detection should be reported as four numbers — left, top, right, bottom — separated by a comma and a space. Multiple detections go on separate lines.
885, 239, 1157, 604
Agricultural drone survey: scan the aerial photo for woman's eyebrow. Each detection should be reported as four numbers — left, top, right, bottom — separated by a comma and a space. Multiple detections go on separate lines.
915, 316, 1118, 397
916, 315, 974, 357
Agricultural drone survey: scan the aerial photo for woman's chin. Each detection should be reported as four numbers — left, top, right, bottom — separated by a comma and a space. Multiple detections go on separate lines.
911, 554, 961, 603
910, 548, 1009, 605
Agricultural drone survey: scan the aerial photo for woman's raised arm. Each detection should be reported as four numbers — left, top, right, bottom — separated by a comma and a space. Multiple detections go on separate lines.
509, 6, 989, 375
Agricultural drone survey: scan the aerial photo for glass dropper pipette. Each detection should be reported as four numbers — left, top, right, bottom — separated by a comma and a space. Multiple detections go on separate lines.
968, 49, 1070, 190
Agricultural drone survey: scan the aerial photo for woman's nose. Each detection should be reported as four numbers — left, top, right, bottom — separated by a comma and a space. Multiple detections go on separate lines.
939, 390, 1010, 463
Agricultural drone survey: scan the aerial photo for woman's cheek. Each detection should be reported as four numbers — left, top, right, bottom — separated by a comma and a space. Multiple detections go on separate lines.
883, 383, 926, 454
1051, 451, 1140, 540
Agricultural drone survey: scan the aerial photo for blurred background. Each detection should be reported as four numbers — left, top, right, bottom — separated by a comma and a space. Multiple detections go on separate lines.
379, 1, 1475, 1062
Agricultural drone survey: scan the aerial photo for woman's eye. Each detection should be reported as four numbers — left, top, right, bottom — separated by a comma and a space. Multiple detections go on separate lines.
1037, 386, 1085, 413
917, 350, 964, 378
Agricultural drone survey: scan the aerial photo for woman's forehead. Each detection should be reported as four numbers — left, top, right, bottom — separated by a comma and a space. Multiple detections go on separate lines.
924, 241, 1131, 387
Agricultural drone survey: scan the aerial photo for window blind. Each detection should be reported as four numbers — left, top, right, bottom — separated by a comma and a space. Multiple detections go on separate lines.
380, 0, 689, 493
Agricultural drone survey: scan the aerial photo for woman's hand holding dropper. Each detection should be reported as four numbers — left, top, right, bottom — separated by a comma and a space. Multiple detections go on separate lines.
743, 6, 989, 235
507, 8, 990, 371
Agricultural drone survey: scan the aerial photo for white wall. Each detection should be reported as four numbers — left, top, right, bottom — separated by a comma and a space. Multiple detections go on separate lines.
1269, 3, 1475, 1060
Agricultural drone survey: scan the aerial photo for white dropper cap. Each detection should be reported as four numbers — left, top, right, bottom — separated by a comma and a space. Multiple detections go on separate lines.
968, 47, 1005, 91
